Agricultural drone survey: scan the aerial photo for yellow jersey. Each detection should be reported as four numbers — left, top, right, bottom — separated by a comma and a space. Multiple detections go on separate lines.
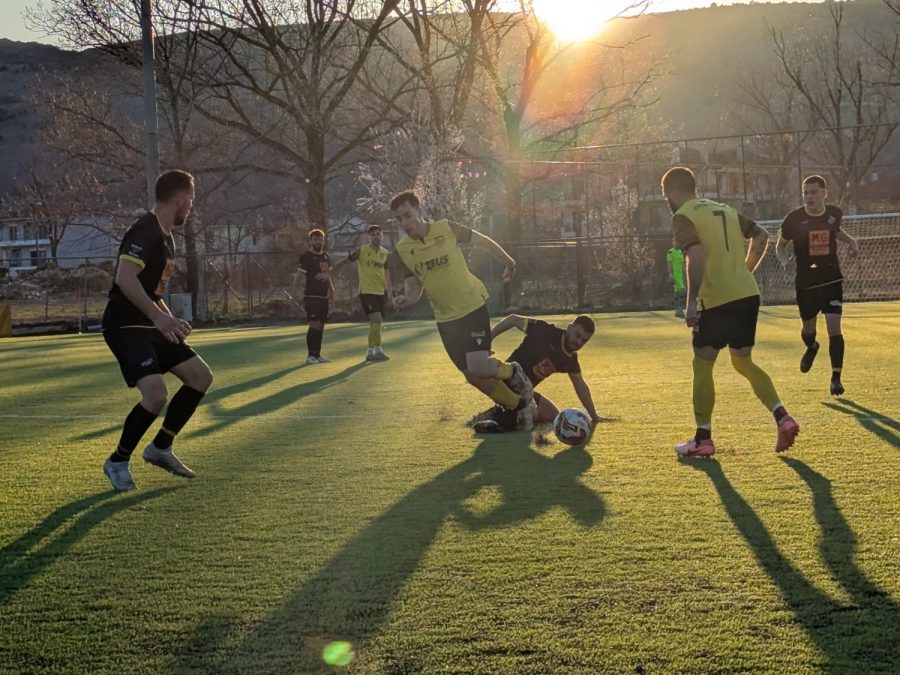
395, 219, 488, 323
349, 244, 389, 295
672, 198, 759, 309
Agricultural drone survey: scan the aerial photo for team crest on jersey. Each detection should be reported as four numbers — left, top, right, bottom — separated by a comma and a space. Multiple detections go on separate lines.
827, 216, 836, 224
434, 235, 446, 246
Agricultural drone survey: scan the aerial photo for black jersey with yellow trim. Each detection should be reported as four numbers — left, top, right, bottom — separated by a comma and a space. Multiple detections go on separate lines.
103, 212, 176, 330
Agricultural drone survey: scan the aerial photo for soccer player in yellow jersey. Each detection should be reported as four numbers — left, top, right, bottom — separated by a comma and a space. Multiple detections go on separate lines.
333, 224, 393, 361
662, 167, 799, 457
389, 190, 537, 430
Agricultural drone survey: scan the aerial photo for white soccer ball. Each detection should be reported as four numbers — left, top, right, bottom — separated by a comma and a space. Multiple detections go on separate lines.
552, 408, 592, 445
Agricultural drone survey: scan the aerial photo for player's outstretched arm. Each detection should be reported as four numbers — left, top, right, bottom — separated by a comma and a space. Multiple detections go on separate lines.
469, 230, 516, 282
490, 314, 527, 340
569, 373, 600, 423
745, 223, 770, 273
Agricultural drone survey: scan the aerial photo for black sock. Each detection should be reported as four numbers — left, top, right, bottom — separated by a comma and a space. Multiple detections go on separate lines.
307, 327, 323, 357
695, 427, 712, 442
802, 331, 817, 349
829, 334, 844, 381
110, 403, 158, 462
773, 405, 789, 423
514, 397, 527, 412
152, 386, 206, 449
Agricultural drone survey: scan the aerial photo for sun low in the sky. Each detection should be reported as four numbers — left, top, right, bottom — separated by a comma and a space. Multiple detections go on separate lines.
531, 0, 625, 42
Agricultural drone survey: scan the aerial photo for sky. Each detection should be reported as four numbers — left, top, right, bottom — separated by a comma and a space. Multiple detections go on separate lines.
0, 0, 821, 45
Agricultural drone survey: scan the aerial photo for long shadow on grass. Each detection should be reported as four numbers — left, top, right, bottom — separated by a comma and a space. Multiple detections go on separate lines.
822, 398, 900, 449
684, 459, 900, 672
0, 488, 178, 606
189, 361, 371, 438
164, 440, 603, 674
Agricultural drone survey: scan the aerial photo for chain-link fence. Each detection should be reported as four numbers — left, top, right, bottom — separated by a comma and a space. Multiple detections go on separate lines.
2, 213, 899, 333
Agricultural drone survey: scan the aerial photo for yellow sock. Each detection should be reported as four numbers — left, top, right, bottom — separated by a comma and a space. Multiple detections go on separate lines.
489, 381, 520, 410
496, 361, 514, 380
693, 356, 716, 427
731, 354, 781, 411
368, 322, 381, 348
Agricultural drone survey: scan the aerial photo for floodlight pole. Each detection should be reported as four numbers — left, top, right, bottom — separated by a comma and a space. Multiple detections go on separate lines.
140, 0, 160, 209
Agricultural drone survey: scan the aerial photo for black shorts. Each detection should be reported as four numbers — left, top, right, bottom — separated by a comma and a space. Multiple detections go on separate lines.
436, 304, 492, 372
359, 293, 386, 316
693, 295, 760, 351
797, 280, 843, 321
104, 327, 197, 388
304, 297, 329, 322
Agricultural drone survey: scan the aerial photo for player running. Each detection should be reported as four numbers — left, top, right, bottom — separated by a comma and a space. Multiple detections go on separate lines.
662, 166, 799, 458
775, 175, 860, 397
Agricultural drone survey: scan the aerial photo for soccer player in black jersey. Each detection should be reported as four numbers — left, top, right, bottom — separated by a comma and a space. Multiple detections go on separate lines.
296, 228, 333, 364
776, 175, 860, 396
470, 315, 600, 433
101, 170, 214, 491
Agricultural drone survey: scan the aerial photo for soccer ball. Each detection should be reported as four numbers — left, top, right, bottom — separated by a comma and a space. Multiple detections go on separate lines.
552, 408, 592, 445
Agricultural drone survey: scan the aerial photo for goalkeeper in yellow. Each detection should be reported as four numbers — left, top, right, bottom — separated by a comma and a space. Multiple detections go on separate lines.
662, 167, 799, 457
390, 190, 537, 430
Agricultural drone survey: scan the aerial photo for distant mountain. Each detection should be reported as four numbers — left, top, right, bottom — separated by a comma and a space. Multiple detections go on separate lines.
1, 0, 897, 202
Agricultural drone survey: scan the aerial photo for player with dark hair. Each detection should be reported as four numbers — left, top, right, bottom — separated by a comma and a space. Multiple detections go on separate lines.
332, 224, 393, 361
389, 190, 537, 430
296, 228, 333, 364
101, 169, 213, 492
662, 166, 798, 458
469, 314, 600, 433
775, 175, 860, 396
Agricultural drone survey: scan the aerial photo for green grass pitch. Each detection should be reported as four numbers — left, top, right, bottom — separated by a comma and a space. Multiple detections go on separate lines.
1, 303, 898, 674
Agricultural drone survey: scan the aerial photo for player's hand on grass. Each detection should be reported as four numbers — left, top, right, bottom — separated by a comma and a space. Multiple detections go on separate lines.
154, 313, 191, 344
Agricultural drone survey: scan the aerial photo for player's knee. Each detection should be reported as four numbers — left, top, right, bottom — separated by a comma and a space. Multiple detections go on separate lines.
192, 366, 214, 392
730, 353, 753, 375
142, 385, 168, 413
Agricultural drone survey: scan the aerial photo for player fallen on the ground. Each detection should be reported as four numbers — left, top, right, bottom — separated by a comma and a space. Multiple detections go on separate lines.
775, 174, 860, 398
390, 190, 537, 429
101, 170, 214, 492
331, 223, 393, 362
468, 314, 600, 433
662, 166, 799, 458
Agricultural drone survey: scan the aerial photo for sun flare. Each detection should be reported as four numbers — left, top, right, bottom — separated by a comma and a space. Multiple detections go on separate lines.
532, 0, 620, 43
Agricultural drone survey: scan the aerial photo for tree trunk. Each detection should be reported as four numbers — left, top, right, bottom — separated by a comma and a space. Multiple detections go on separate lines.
306, 129, 327, 229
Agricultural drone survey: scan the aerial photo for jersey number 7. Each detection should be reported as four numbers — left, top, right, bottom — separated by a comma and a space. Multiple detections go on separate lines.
713, 210, 729, 251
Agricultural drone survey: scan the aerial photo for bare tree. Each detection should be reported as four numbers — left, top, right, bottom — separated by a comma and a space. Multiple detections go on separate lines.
768, 0, 899, 206
474, 1, 657, 241
2, 165, 101, 263
179, 0, 402, 229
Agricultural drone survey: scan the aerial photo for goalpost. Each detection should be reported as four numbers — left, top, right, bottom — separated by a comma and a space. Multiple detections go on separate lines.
755, 213, 900, 306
